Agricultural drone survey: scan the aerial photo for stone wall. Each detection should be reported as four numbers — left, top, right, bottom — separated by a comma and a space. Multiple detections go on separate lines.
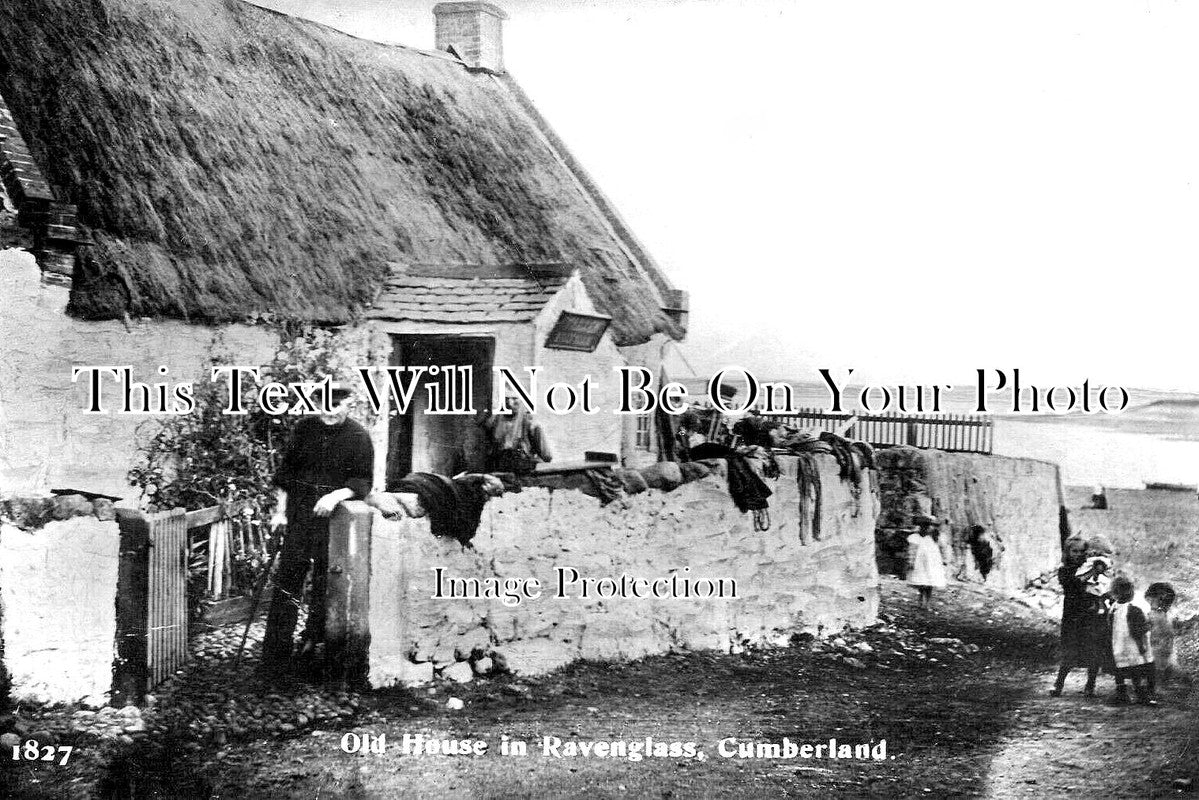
875, 446, 1063, 589
364, 453, 879, 687
0, 512, 120, 706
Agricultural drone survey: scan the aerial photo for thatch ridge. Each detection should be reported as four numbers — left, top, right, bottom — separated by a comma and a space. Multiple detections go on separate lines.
0, 0, 679, 344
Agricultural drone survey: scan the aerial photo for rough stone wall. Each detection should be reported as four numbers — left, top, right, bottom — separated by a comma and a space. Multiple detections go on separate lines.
875, 446, 1062, 589
0, 515, 120, 706
366, 454, 879, 687
0, 248, 279, 499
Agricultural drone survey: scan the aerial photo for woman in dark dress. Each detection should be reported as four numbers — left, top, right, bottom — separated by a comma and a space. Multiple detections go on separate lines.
1050, 535, 1111, 697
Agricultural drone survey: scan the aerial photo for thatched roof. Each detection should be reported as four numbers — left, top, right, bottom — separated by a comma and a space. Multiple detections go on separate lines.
0, 0, 681, 345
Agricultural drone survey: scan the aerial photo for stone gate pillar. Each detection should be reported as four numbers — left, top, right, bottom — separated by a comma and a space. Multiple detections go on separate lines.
325, 502, 373, 686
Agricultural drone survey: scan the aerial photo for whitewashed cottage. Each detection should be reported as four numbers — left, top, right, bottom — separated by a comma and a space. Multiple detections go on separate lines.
0, 0, 688, 498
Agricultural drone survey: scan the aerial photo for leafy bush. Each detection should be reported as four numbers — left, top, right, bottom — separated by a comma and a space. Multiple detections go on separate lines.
128, 370, 280, 516
127, 325, 385, 618
128, 325, 382, 514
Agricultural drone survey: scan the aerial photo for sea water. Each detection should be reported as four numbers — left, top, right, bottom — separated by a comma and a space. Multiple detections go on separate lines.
993, 417, 1199, 489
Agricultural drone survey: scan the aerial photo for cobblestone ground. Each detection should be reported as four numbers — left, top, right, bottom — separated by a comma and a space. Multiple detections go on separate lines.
1, 617, 377, 799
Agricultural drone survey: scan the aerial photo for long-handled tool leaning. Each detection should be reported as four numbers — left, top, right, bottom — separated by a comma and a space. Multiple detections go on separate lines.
234, 526, 283, 668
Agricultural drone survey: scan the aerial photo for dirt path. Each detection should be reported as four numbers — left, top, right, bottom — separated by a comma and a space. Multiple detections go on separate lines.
7, 486, 1196, 798
985, 664, 1196, 798
9, 576, 1193, 798
97, 578, 1190, 799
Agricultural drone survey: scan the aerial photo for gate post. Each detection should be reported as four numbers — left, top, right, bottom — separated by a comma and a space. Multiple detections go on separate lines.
112, 509, 150, 706
325, 501, 373, 686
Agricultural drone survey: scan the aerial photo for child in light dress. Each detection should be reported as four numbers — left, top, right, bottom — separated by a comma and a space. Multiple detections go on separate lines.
907, 515, 947, 610
1109, 574, 1156, 705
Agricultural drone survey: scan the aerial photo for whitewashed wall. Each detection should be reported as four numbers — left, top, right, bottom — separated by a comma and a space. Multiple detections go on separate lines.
0, 248, 279, 500
0, 515, 120, 706
366, 454, 880, 687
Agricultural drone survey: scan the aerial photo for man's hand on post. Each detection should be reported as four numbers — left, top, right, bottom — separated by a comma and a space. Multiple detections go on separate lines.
313, 487, 354, 517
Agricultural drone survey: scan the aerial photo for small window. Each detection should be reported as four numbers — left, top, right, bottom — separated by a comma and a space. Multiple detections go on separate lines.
635, 414, 652, 450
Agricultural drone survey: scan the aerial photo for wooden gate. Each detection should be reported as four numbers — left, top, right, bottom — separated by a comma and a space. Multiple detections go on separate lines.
113, 508, 190, 705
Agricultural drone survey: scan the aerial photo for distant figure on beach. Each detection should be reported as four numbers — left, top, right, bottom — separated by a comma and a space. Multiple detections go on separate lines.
1091, 485, 1108, 510
906, 515, 947, 610
1050, 535, 1111, 698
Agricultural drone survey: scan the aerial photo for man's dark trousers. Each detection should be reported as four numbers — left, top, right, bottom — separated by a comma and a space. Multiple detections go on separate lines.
262, 488, 329, 667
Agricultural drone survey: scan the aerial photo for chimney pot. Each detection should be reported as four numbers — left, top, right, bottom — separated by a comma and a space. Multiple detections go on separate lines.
433, 2, 508, 73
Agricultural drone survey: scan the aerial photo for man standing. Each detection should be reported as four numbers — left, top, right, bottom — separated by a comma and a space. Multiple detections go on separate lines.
263, 383, 374, 679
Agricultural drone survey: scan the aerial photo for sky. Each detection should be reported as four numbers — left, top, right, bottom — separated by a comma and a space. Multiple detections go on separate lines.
256, 0, 1199, 393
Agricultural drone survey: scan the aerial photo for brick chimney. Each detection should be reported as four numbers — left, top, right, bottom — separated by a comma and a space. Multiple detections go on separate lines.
433, 2, 508, 73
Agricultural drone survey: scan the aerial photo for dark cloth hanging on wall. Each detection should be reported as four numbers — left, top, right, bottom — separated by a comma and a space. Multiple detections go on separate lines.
585, 469, 625, 504
742, 445, 780, 480
728, 457, 772, 512
732, 415, 779, 449
394, 472, 491, 546
655, 398, 678, 463
795, 453, 822, 544
819, 431, 861, 485
850, 440, 875, 470
782, 434, 838, 544
689, 442, 773, 513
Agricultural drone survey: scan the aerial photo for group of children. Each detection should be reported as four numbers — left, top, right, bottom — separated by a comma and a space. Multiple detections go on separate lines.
1051, 532, 1182, 706
904, 518, 1183, 704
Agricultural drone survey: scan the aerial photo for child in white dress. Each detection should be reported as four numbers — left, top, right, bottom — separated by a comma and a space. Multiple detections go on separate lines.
1109, 575, 1156, 705
907, 515, 947, 610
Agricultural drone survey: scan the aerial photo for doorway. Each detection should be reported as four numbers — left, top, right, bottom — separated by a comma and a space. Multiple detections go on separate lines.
385, 335, 494, 487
